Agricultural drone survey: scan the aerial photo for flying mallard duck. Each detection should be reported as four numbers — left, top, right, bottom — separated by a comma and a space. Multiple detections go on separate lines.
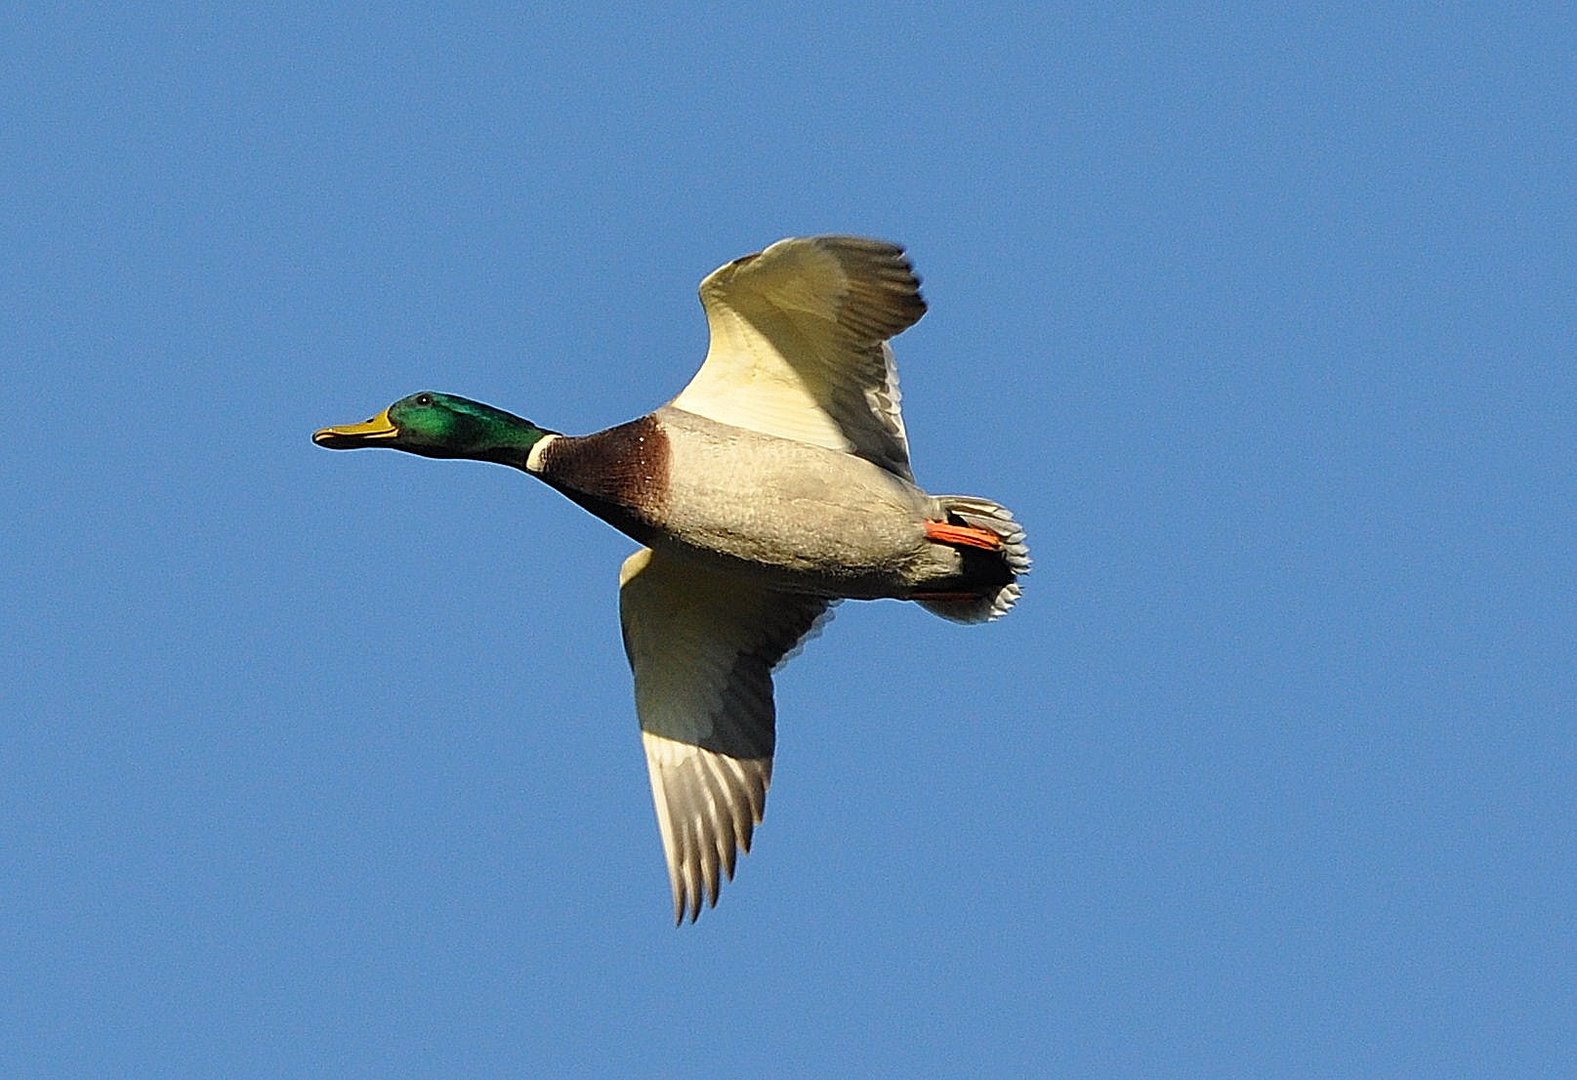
314, 235, 1029, 922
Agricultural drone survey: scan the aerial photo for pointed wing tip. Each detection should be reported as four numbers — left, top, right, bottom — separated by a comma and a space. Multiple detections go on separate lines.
671, 885, 716, 926
666, 827, 753, 925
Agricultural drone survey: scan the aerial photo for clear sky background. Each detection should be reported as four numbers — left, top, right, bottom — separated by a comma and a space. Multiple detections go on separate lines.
4, 6, 1572, 1077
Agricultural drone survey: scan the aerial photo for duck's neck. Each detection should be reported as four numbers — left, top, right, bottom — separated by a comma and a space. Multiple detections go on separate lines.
459, 408, 557, 472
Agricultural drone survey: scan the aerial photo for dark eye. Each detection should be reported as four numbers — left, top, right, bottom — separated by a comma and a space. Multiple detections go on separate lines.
415, 394, 433, 407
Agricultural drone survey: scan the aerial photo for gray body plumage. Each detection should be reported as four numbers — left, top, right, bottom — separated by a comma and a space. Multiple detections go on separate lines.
651, 406, 968, 599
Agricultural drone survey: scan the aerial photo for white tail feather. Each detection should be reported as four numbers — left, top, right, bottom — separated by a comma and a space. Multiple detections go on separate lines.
917, 496, 1031, 623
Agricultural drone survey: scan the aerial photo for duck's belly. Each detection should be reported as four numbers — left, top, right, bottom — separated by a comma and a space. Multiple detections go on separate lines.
653, 417, 956, 598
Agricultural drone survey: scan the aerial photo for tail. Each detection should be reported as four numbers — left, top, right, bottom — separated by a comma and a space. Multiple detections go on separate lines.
917, 496, 1031, 624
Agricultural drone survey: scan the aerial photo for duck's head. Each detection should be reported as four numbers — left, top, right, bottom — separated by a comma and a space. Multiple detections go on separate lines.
313, 391, 551, 464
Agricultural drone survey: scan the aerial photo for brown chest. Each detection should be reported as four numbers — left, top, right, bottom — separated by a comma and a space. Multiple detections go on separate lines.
537, 415, 671, 540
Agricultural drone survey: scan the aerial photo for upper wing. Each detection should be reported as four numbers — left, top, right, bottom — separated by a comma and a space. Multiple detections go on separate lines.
668, 235, 926, 481
618, 547, 832, 923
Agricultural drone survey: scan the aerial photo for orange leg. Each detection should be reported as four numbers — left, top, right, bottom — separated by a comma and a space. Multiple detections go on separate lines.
924, 520, 1003, 551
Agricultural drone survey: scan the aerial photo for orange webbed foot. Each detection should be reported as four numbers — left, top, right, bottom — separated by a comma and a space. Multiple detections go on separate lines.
923, 520, 1004, 551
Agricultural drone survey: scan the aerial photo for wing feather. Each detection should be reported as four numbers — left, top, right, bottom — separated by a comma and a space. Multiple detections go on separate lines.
619, 548, 831, 923
669, 235, 925, 481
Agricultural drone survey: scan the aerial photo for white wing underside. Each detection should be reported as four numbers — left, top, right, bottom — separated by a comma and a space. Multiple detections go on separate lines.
669, 235, 926, 481
618, 548, 831, 923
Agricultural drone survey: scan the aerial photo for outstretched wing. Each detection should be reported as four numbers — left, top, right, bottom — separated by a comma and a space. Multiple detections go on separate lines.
618, 548, 832, 923
669, 235, 926, 481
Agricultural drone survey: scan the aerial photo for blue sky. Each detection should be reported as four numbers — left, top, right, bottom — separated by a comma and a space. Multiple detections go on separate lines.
4, 5, 1572, 1076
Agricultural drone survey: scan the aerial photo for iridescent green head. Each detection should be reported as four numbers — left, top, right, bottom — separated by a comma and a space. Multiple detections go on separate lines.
313, 391, 551, 465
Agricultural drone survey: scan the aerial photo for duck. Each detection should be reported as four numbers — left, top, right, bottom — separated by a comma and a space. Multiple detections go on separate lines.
314, 235, 1030, 923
